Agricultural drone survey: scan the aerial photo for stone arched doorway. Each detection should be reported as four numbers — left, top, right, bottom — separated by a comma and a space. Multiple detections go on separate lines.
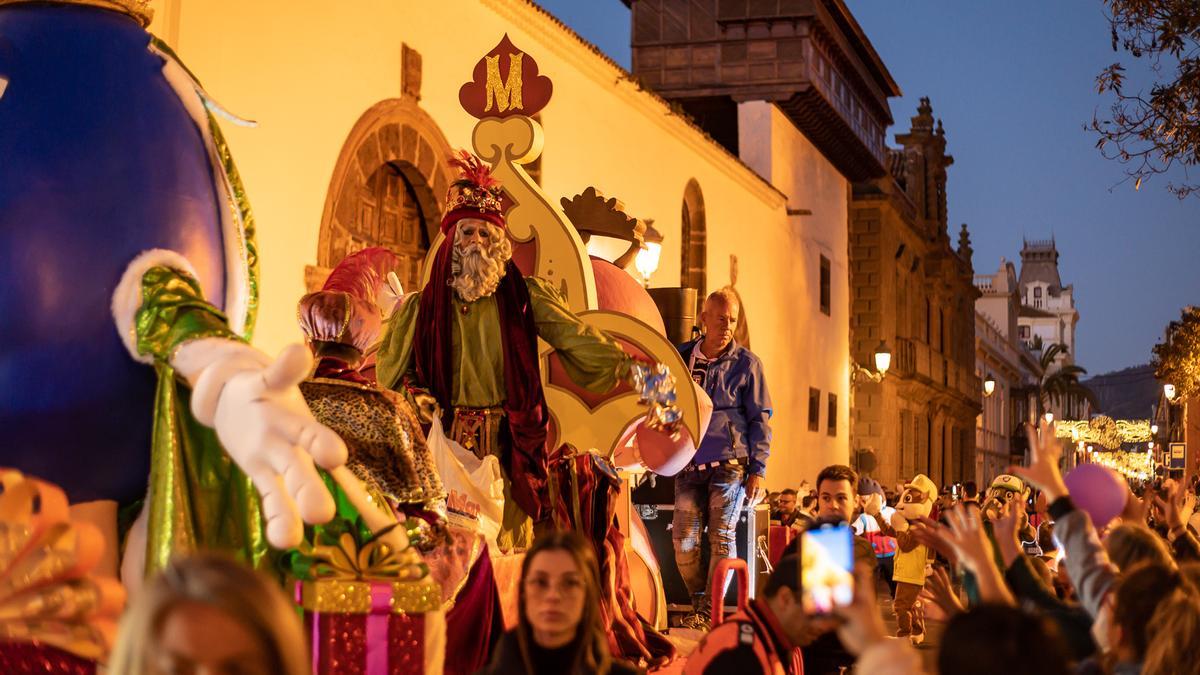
308, 96, 454, 293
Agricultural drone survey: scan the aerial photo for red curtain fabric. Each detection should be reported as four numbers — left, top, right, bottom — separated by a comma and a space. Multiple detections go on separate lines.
548, 448, 676, 666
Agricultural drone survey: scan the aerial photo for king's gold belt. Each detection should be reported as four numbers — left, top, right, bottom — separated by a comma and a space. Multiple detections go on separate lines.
450, 406, 505, 460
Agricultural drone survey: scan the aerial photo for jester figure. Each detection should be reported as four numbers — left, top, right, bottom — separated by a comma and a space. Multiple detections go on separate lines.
0, 0, 345, 582
296, 247, 446, 516
377, 152, 675, 550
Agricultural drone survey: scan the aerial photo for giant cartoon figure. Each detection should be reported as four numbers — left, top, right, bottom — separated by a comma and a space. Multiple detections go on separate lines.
892, 474, 936, 529
981, 473, 1030, 522
0, 0, 344, 579
869, 473, 936, 646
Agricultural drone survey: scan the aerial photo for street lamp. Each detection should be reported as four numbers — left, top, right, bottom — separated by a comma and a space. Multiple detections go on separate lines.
1151, 424, 1159, 435
634, 222, 663, 288
983, 374, 996, 398
1044, 412, 1055, 424
1165, 383, 1177, 402
851, 340, 891, 385
874, 341, 892, 376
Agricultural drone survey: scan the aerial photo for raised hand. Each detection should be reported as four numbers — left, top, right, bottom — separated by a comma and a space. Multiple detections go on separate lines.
835, 569, 889, 657
920, 565, 964, 620
182, 340, 347, 548
910, 516, 958, 566
1155, 481, 1197, 533
1009, 419, 1068, 502
992, 500, 1024, 566
942, 505, 996, 575
942, 505, 1016, 606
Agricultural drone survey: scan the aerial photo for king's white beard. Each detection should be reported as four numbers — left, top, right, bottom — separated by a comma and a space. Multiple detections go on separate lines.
450, 241, 510, 302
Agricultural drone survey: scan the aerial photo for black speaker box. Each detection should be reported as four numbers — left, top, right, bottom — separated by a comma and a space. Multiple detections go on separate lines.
634, 478, 769, 610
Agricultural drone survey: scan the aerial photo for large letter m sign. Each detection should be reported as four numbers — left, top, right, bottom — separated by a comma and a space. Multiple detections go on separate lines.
484, 52, 524, 113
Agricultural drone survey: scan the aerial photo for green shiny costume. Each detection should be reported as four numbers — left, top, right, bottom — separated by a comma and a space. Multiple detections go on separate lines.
133, 266, 268, 576
376, 275, 631, 548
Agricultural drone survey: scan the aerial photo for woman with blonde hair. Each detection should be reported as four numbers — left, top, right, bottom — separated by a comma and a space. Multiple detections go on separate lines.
478, 530, 641, 675
1142, 593, 1200, 675
109, 553, 309, 675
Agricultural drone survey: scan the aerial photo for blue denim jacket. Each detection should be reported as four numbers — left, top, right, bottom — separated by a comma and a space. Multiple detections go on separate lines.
677, 338, 773, 476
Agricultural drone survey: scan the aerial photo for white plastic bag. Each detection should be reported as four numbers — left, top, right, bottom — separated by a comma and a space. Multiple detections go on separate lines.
426, 412, 504, 545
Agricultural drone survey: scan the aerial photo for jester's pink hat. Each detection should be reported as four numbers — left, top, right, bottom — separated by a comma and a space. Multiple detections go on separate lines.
297, 247, 399, 360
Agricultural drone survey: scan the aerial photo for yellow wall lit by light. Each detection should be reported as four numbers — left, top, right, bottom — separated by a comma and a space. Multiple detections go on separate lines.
146, 0, 852, 488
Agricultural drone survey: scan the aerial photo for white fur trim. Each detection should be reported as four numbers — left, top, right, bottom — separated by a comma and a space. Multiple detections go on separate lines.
153, 44, 252, 336
112, 249, 199, 364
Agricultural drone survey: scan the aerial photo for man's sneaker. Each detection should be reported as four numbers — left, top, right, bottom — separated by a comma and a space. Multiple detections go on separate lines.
680, 610, 711, 631
909, 633, 925, 647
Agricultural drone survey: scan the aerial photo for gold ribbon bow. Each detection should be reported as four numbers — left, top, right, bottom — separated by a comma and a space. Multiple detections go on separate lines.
307, 532, 425, 582
295, 533, 439, 614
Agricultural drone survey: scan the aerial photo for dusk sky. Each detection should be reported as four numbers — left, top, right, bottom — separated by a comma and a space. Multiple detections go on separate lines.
534, 0, 1199, 376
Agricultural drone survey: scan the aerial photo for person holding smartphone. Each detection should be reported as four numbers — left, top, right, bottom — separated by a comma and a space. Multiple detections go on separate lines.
797, 464, 879, 674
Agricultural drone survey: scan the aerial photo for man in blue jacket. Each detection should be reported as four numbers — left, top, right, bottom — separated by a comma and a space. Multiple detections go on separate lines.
674, 289, 773, 630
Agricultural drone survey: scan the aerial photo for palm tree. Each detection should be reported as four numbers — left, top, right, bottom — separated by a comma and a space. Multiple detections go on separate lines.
1033, 343, 1099, 420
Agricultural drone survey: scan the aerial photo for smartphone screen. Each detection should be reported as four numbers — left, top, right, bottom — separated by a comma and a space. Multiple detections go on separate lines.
800, 523, 855, 615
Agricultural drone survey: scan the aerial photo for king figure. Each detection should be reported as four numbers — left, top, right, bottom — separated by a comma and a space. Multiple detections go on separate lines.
377, 152, 647, 550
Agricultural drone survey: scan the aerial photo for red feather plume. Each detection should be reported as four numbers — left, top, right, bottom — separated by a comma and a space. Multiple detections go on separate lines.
321, 247, 399, 305
448, 149, 500, 190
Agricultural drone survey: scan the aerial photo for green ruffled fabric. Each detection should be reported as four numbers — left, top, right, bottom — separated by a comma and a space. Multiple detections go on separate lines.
135, 265, 269, 577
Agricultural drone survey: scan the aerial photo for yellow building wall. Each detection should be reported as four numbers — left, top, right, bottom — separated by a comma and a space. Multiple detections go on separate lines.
147, 0, 848, 489
737, 102, 853, 486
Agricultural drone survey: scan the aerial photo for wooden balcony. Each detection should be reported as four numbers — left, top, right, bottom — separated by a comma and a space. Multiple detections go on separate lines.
890, 337, 982, 410
627, 0, 900, 181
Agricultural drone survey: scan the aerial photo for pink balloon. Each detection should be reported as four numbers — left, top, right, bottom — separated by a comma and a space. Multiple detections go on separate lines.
1064, 464, 1128, 530
632, 421, 697, 476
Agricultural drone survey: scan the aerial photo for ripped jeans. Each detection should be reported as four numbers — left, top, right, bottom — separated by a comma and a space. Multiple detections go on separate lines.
672, 463, 747, 612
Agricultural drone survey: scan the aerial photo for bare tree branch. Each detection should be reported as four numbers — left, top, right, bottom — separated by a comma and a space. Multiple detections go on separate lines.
1091, 0, 1200, 198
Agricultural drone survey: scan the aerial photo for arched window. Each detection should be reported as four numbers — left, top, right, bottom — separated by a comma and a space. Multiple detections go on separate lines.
924, 298, 932, 343
1033, 286, 1043, 308
681, 179, 707, 312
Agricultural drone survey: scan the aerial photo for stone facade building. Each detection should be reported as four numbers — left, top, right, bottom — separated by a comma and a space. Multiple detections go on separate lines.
975, 259, 1043, 483
1017, 238, 1079, 366
849, 99, 981, 489
1016, 238, 1089, 423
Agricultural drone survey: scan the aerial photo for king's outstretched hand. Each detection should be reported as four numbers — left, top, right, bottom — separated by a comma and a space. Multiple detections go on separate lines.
180, 340, 347, 548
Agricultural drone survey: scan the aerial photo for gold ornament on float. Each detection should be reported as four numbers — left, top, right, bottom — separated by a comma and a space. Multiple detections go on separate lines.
433, 35, 702, 458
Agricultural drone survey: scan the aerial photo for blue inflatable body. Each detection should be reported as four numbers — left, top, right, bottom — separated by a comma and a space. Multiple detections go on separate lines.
0, 5, 227, 504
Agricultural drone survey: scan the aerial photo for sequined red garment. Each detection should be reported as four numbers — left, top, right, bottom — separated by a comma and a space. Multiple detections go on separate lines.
0, 641, 96, 675
303, 612, 427, 674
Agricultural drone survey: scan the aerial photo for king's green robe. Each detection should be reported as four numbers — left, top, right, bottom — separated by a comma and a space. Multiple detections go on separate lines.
375, 276, 632, 548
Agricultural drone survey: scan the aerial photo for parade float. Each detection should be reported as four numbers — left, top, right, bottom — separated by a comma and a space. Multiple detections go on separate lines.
0, 1, 709, 671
